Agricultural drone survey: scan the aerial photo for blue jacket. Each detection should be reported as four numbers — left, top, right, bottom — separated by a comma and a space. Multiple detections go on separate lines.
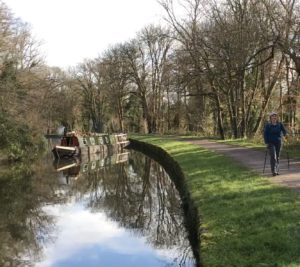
263, 122, 287, 144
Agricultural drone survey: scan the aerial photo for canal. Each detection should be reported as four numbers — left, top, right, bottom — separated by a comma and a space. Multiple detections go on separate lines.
0, 145, 200, 267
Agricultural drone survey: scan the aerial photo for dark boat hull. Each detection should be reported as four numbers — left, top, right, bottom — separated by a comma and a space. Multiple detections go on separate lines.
52, 145, 80, 159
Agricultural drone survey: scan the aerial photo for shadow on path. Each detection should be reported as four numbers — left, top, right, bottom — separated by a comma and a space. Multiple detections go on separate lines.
182, 138, 300, 194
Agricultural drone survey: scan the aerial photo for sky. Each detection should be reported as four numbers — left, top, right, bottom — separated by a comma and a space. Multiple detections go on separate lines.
3, 0, 166, 68
37, 201, 177, 267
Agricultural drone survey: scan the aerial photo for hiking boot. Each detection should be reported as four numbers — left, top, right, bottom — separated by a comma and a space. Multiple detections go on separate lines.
272, 173, 277, 176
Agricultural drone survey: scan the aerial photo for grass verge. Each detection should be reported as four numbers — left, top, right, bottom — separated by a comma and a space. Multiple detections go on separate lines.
219, 137, 300, 160
131, 135, 300, 267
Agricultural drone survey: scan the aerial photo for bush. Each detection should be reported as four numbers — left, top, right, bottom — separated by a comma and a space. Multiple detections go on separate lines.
0, 112, 45, 161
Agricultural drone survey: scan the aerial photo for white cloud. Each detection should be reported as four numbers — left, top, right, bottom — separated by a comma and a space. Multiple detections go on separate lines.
3, 0, 166, 68
37, 202, 158, 267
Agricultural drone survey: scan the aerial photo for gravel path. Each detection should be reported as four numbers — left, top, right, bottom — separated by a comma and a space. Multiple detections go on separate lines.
183, 139, 300, 194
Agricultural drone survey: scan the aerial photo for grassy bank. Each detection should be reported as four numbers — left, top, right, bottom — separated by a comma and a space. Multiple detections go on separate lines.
132, 135, 300, 267
219, 137, 300, 159
180, 134, 300, 159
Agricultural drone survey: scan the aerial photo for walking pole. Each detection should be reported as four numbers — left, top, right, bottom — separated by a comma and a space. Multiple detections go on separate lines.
263, 149, 268, 173
285, 137, 290, 170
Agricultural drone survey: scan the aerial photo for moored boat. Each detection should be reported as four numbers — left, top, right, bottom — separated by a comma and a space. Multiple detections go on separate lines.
52, 131, 129, 159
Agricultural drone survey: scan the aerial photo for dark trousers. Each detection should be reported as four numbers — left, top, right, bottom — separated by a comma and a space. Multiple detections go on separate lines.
268, 142, 281, 174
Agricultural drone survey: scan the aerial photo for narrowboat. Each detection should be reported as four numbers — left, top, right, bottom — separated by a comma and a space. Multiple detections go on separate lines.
52, 131, 129, 159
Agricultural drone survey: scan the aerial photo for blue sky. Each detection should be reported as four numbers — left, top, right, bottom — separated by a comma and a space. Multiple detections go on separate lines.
35, 200, 190, 267
45, 245, 170, 267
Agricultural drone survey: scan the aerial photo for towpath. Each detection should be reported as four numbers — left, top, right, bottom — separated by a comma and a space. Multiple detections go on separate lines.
182, 139, 300, 194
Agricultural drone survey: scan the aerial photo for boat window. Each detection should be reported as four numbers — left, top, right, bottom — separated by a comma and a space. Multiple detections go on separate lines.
104, 136, 110, 144
90, 138, 95, 145
91, 162, 96, 169
83, 164, 88, 172
100, 159, 105, 167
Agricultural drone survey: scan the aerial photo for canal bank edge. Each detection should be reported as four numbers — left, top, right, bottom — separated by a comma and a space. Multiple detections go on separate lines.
128, 136, 300, 267
127, 138, 202, 267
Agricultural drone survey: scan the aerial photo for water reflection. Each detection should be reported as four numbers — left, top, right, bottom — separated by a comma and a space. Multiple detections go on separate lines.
0, 162, 56, 267
0, 150, 198, 267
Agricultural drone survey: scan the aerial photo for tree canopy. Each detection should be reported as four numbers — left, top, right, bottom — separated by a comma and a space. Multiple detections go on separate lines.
1, 0, 300, 150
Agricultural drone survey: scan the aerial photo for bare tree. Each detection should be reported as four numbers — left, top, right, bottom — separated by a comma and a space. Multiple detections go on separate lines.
121, 25, 172, 133
102, 44, 131, 132
74, 60, 109, 132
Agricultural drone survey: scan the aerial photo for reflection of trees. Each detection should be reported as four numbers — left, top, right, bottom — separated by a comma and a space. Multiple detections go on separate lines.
0, 158, 64, 266
65, 150, 195, 266
0, 149, 197, 266
127, 140, 201, 267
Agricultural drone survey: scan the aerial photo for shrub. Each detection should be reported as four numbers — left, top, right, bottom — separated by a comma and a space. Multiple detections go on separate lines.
0, 112, 45, 161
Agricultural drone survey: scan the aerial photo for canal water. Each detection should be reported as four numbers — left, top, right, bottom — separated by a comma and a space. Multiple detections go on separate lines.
0, 146, 199, 267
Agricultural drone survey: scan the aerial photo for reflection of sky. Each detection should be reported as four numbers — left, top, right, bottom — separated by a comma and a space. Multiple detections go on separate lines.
36, 200, 188, 267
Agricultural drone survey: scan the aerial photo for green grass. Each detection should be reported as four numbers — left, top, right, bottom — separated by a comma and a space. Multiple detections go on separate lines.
219, 137, 300, 160
131, 135, 300, 267
218, 138, 265, 149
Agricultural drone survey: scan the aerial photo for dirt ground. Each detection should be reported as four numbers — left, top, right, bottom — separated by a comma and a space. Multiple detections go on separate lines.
183, 139, 300, 194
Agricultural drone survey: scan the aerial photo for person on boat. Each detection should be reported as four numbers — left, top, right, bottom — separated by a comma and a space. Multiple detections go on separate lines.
263, 111, 288, 176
